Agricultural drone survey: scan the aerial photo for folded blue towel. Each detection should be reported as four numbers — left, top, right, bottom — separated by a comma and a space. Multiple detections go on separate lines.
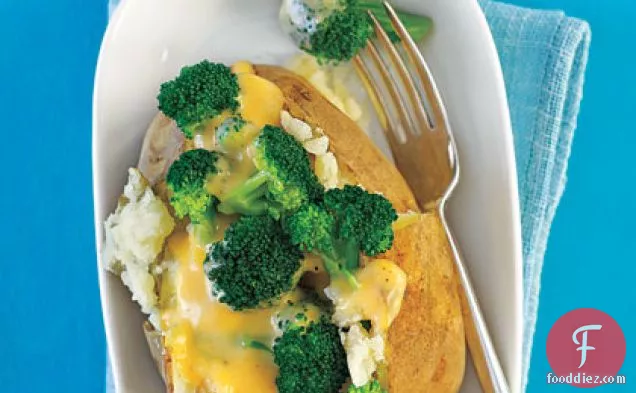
105, 1, 591, 391
479, 1, 590, 388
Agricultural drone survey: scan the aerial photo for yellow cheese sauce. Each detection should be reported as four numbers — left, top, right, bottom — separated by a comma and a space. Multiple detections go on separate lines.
195, 110, 233, 151
161, 231, 279, 392
233, 60, 284, 129
327, 259, 407, 333
205, 148, 257, 202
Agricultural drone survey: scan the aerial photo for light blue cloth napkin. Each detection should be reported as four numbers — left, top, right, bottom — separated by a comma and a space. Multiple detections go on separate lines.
479, 1, 590, 389
105, 1, 590, 392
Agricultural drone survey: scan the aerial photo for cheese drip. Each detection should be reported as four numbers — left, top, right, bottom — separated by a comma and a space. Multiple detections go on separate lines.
161, 231, 279, 392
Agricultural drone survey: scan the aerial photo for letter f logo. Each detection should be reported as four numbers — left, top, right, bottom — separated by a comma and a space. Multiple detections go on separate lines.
572, 324, 602, 368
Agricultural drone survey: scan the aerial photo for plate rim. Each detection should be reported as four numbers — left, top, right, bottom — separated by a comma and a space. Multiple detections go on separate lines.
462, 0, 524, 389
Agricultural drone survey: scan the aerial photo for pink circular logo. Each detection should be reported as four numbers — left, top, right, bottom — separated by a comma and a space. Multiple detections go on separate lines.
546, 308, 626, 387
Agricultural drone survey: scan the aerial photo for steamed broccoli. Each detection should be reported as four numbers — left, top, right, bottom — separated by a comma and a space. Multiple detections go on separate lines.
284, 185, 397, 287
324, 185, 398, 257
157, 60, 239, 138
274, 315, 349, 393
166, 149, 219, 221
217, 125, 324, 217
166, 149, 220, 242
298, 0, 432, 63
348, 380, 387, 393
306, 0, 373, 63
205, 215, 304, 310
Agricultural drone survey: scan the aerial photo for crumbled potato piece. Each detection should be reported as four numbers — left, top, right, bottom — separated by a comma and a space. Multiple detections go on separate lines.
281, 110, 313, 142
340, 324, 385, 387
102, 168, 175, 327
315, 152, 339, 189
303, 136, 329, 156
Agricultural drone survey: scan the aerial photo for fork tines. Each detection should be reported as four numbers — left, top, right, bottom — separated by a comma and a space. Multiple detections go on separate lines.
354, 2, 448, 143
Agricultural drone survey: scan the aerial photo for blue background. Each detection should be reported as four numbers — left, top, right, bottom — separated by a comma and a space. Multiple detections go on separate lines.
0, 0, 632, 392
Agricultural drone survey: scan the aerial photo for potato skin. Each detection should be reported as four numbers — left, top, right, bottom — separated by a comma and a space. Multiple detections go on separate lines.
254, 64, 465, 393
383, 214, 465, 393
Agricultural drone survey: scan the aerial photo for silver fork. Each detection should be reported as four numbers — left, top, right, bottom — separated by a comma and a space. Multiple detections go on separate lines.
354, 3, 511, 393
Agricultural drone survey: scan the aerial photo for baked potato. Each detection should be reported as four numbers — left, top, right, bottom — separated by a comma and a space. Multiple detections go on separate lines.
103, 61, 465, 393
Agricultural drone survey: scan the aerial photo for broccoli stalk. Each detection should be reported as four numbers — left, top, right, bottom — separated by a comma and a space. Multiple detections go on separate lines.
166, 149, 221, 245
274, 315, 350, 393
353, 0, 433, 42
215, 116, 261, 154
218, 171, 272, 215
158, 60, 240, 139
217, 125, 324, 218
205, 215, 304, 310
284, 185, 398, 288
348, 379, 387, 393
284, 204, 359, 288
241, 337, 274, 354
304, 0, 432, 63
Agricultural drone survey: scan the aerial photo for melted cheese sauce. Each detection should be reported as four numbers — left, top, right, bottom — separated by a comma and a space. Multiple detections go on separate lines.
205, 148, 257, 202
162, 231, 279, 392
195, 110, 233, 151
236, 64, 284, 128
328, 259, 407, 333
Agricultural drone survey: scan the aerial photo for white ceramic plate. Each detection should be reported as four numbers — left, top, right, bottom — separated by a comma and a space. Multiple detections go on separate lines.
93, 0, 523, 392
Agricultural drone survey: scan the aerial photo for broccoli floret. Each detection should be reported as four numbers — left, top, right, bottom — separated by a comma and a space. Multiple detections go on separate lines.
306, 0, 373, 63
274, 316, 350, 393
206, 215, 303, 310
158, 60, 239, 139
284, 186, 397, 287
217, 125, 324, 217
284, 204, 335, 254
348, 380, 387, 393
324, 185, 397, 256
299, 0, 432, 63
284, 203, 359, 287
166, 149, 219, 221
166, 149, 221, 244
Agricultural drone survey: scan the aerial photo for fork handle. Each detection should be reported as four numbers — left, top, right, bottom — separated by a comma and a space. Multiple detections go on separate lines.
439, 208, 512, 393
